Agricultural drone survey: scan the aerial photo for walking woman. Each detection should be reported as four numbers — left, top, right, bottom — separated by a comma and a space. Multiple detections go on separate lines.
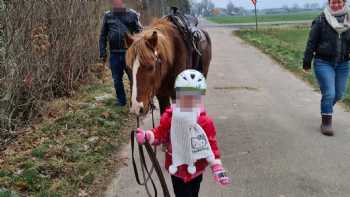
304, 0, 350, 136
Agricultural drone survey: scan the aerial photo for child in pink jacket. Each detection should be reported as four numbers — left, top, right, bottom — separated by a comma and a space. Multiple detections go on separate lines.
137, 70, 230, 197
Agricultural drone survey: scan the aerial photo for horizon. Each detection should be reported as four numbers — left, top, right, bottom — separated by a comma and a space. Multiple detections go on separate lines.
200, 0, 328, 9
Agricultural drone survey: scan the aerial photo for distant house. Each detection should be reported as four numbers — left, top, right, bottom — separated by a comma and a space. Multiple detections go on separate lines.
264, 8, 289, 15
227, 10, 239, 16
212, 8, 229, 16
224, 7, 248, 16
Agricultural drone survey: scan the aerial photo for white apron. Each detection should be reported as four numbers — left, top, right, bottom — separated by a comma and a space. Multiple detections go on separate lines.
169, 107, 215, 175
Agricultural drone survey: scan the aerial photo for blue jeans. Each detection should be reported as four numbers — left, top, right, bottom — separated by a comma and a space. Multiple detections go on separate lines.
314, 59, 350, 115
110, 52, 131, 105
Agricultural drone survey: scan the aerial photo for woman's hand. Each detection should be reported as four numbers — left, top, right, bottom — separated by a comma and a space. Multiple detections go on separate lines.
303, 63, 312, 73
302, 68, 311, 74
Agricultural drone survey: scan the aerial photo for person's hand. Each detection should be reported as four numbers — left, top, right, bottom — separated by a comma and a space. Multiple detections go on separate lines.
303, 63, 311, 73
302, 69, 311, 74
136, 128, 146, 144
211, 164, 231, 186
100, 55, 107, 65
136, 128, 154, 144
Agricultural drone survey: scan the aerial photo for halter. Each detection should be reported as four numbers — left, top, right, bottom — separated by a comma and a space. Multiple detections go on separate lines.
153, 50, 163, 81
146, 41, 163, 73
148, 49, 162, 112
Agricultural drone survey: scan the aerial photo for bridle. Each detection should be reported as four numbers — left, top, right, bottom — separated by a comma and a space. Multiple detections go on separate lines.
130, 49, 170, 197
144, 48, 163, 113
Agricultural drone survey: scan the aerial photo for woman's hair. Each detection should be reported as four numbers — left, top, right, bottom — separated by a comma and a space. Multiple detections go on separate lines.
328, 0, 346, 2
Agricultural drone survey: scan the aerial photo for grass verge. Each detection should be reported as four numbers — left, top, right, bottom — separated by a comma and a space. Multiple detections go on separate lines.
207, 11, 319, 24
235, 27, 350, 107
0, 68, 133, 197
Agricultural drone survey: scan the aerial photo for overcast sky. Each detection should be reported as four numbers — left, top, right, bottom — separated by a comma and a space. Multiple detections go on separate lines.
210, 0, 327, 9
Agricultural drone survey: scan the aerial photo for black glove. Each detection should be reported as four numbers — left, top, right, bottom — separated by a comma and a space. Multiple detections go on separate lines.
303, 62, 311, 71
100, 54, 107, 64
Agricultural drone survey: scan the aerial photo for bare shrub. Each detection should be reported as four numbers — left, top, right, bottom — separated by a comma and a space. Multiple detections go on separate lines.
0, 0, 105, 147
127, 0, 191, 24
0, 0, 191, 148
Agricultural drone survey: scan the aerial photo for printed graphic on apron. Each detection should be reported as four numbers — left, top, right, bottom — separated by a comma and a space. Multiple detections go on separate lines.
190, 127, 209, 153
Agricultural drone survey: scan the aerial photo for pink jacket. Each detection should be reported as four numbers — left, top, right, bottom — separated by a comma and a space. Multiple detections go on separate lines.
151, 107, 221, 183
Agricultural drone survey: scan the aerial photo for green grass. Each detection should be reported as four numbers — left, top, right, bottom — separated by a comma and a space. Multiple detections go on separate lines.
207, 11, 319, 24
235, 27, 350, 106
0, 81, 132, 196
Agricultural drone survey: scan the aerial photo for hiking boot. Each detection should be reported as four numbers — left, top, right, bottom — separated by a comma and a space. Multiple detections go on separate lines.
321, 115, 334, 136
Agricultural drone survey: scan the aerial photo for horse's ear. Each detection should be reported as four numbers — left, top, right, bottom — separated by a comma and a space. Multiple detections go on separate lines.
147, 31, 158, 49
124, 33, 135, 48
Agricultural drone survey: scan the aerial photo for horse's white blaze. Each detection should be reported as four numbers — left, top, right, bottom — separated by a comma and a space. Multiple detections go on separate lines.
130, 56, 144, 115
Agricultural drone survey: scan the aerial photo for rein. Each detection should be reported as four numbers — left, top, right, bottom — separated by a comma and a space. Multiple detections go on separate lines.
130, 89, 170, 197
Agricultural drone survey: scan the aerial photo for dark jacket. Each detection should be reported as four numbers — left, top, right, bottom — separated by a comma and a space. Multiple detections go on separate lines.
304, 13, 350, 69
99, 8, 142, 58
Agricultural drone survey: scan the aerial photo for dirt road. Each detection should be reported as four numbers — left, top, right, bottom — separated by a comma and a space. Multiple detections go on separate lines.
105, 26, 350, 197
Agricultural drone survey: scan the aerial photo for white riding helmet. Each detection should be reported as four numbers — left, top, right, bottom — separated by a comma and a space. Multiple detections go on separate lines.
175, 69, 207, 94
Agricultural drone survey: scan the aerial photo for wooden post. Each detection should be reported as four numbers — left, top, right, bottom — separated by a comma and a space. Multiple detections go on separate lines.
254, 4, 258, 31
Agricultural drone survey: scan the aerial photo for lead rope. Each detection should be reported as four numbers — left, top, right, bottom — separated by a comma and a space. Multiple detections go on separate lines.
131, 105, 170, 197
131, 116, 157, 197
137, 115, 156, 197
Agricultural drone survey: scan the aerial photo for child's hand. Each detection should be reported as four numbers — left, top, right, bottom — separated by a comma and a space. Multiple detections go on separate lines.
136, 128, 155, 145
211, 164, 231, 186
136, 128, 146, 144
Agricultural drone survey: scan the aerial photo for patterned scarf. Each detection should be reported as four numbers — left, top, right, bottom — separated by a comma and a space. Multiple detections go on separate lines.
324, 3, 350, 34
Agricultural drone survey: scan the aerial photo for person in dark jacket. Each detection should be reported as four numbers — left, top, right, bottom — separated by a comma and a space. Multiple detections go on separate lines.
99, 0, 142, 106
304, 0, 350, 136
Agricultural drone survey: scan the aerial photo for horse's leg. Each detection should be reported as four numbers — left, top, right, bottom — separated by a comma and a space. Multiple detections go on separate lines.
157, 95, 171, 115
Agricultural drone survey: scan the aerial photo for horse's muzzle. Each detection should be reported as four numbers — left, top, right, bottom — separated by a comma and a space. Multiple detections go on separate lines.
130, 101, 144, 116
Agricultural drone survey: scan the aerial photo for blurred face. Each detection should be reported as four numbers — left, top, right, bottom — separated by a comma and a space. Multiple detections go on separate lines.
176, 92, 202, 112
329, 0, 345, 11
111, 0, 124, 8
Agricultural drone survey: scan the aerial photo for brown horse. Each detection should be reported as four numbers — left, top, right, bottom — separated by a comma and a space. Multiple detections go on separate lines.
125, 18, 212, 116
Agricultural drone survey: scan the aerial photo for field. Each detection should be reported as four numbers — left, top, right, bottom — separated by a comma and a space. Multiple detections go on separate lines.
207, 11, 320, 24
236, 27, 350, 106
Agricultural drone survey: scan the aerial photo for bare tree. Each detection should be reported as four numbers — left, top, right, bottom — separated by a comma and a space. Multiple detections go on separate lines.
292, 3, 300, 11
227, 1, 235, 15
304, 3, 311, 10
1, 0, 106, 146
198, 0, 215, 16
282, 4, 289, 11
128, 0, 191, 24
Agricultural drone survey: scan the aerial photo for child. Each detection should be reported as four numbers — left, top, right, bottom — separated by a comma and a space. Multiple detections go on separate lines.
137, 69, 230, 197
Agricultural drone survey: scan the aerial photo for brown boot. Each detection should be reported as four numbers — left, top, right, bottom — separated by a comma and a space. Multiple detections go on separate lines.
321, 115, 334, 136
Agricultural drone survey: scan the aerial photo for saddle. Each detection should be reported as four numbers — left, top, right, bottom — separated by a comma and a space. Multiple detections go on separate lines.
165, 7, 204, 72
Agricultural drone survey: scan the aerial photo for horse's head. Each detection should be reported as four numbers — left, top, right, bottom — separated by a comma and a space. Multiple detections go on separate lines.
126, 28, 173, 116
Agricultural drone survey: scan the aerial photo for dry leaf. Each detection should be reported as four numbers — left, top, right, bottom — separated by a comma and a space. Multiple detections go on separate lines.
101, 111, 111, 119
78, 189, 88, 197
